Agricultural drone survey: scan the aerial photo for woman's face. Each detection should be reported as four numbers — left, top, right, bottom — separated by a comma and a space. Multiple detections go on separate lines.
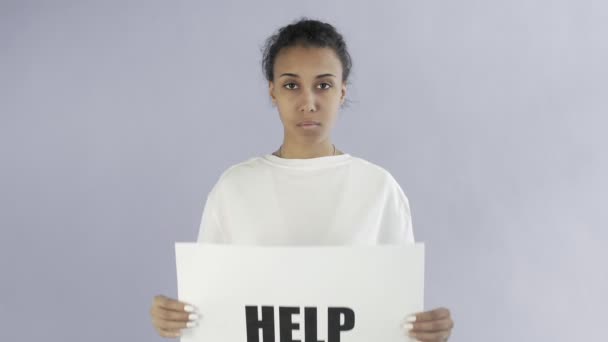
269, 45, 346, 142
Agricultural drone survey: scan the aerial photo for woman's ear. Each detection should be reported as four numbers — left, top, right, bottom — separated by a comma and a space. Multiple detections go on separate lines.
269, 81, 276, 105
340, 83, 347, 105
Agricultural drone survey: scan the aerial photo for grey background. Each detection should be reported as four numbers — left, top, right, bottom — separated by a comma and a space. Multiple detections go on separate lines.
1, 1, 606, 341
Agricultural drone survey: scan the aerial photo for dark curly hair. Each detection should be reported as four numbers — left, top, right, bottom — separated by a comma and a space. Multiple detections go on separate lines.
261, 17, 353, 85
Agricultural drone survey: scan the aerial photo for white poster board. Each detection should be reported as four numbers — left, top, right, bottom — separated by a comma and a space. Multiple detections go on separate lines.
175, 243, 424, 342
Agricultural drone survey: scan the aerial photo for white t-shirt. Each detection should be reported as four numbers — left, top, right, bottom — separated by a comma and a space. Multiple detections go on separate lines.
196, 153, 415, 245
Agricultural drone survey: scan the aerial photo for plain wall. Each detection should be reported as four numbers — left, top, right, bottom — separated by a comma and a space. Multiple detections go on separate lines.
1, 1, 606, 341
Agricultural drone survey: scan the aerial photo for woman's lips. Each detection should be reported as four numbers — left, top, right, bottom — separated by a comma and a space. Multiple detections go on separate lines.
298, 121, 320, 126
298, 122, 321, 129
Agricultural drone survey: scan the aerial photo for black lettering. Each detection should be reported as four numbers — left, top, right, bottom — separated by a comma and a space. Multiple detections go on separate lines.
304, 307, 324, 342
327, 307, 355, 342
279, 306, 300, 342
246, 305, 275, 342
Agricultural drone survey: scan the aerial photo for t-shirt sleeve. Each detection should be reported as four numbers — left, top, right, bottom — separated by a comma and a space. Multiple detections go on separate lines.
196, 184, 226, 243
377, 175, 416, 244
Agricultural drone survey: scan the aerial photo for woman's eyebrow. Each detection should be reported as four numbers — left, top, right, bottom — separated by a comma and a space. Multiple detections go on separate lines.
279, 73, 336, 78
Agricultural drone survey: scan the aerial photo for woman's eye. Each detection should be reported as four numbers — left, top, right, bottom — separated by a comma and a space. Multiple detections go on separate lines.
283, 83, 332, 90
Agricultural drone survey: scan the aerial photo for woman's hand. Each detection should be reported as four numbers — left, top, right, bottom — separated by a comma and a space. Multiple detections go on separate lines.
401, 307, 453, 341
150, 295, 201, 338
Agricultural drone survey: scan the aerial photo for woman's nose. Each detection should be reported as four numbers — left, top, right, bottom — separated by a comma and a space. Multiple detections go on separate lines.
299, 90, 317, 112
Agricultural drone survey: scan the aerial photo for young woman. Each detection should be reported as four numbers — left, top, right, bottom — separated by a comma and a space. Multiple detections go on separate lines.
150, 18, 454, 341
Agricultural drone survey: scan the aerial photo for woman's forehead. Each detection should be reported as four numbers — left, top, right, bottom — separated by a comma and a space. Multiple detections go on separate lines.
274, 46, 342, 77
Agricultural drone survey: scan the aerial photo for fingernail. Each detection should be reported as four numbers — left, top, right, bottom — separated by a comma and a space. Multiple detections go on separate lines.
406, 315, 417, 323
184, 305, 197, 313
188, 313, 200, 321
186, 321, 198, 328
401, 322, 413, 331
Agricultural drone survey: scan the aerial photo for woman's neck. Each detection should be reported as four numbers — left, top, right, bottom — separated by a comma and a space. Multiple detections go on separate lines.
273, 141, 342, 159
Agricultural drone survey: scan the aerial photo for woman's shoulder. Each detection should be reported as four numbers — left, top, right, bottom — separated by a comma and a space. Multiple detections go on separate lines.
212, 156, 262, 186
348, 155, 401, 182
352, 156, 410, 199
